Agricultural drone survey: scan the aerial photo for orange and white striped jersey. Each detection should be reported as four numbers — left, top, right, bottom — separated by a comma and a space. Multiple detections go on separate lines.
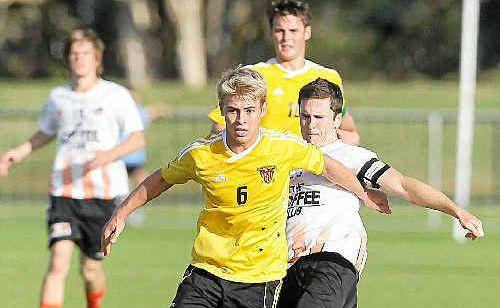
39, 79, 144, 200
287, 140, 390, 276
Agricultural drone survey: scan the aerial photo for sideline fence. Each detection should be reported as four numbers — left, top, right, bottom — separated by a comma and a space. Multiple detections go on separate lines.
0, 107, 498, 206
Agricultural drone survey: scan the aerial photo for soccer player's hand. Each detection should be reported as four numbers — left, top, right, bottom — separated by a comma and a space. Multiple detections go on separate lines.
84, 150, 111, 173
0, 150, 20, 176
102, 213, 126, 256
457, 210, 485, 240
366, 189, 391, 214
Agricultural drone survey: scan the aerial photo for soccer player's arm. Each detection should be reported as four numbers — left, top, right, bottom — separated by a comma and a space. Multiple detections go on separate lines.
208, 106, 225, 134
85, 131, 146, 173
102, 170, 173, 255
85, 91, 146, 172
102, 149, 195, 255
292, 142, 387, 213
322, 155, 389, 213
375, 166, 484, 239
0, 131, 54, 176
0, 99, 57, 176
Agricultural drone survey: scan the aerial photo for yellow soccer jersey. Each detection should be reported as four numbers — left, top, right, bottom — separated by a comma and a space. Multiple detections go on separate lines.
161, 128, 325, 283
208, 58, 346, 136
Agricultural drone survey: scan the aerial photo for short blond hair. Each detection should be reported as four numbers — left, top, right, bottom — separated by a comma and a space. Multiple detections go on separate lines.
63, 29, 105, 75
217, 66, 267, 111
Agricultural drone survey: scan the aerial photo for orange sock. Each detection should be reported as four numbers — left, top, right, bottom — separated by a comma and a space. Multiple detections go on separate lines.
86, 287, 106, 308
40, 303, 62, 308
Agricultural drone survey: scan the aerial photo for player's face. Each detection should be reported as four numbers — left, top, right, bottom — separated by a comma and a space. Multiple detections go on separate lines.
271, 14, 311, 63
222, 96, 266, 150
68, 40, 100, 79
299, 97, 341, 146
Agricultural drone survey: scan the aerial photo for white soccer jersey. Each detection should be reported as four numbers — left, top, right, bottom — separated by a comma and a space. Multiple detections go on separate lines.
39, 79, 143, 200
287, 140, 390, 275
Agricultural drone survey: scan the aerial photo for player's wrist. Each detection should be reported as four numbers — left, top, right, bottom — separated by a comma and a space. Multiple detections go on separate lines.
16, 142, 33, 161
115, 207, 129, 223
453, 207, 469, 220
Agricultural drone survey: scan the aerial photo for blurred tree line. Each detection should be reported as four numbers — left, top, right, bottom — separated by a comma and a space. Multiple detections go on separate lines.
0, 0, 498, 87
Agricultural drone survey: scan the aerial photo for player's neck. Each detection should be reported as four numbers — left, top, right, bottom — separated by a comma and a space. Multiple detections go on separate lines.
72, 74, 99, 93
278, 57, 305, 71
315, 133, 339, 147
225, 132, 260, 154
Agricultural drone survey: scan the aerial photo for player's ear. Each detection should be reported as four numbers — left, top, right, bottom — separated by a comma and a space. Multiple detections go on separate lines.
333, 112, 342, 129
304, 25, 311, 41
260, 101, 267, 118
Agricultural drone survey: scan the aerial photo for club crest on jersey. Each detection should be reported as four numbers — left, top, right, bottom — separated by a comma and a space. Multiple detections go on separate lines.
257, 165, 276, 184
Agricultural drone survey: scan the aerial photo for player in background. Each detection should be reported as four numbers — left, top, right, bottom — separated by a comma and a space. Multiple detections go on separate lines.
102, 67, 386, 308
278, 78, 485, 308
0, 29, 145, 308
208, 0, 360, 145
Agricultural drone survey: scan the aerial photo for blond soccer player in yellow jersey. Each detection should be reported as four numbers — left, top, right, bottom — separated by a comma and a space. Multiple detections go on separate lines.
102, 67, 386, 308
208, 0, 360, 145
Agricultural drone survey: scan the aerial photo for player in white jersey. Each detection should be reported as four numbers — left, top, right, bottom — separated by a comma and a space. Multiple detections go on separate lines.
278, 78, 485, 308
0, 29, 144, 308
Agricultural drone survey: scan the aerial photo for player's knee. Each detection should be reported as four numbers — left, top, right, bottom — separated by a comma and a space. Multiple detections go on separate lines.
80, 263, 103, 282
47, 261, 71, 279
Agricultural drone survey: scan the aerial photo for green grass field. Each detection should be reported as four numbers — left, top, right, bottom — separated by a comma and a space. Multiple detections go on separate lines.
1, 202, 498, 307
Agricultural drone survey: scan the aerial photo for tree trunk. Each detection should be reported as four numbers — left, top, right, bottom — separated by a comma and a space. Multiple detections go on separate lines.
205, 0, 226, 73
116, 0, 151, 88
164, 0, 207, 87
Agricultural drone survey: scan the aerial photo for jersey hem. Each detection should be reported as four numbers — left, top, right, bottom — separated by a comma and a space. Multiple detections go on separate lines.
191, 263, 285, 283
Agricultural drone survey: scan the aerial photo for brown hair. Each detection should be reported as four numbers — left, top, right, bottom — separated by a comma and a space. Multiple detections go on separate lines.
298, 78, 343, 116
63, 29, 105, 75
267, 0, 312, 28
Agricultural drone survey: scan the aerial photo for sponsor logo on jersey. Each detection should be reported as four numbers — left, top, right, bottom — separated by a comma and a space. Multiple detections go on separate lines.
214, 173, 227, 183
288, 183, 322, 218
257, 165, 276, 184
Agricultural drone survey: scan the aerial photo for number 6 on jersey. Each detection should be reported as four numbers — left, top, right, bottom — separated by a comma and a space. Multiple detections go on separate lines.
236, 186, 248, 205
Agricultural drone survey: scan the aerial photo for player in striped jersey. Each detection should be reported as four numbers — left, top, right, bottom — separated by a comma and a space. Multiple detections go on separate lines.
208, 0, 360, 145
0, 29, 144, 308
278, 78, 485, 308
102, 67, 384, 308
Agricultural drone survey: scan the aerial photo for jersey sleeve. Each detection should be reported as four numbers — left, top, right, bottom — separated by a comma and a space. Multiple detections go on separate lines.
289, 141, 325, 175
161, 150, 196, 185
115, 90, 144, 135
208, 106, 225, 126
38, 99, 58, 136
353, 148, 390, 189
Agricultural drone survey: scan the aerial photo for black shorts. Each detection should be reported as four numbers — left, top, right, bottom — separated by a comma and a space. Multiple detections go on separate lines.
277, 252, 358, 308
47, 196, 117, 260
170, 265, 282, 308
